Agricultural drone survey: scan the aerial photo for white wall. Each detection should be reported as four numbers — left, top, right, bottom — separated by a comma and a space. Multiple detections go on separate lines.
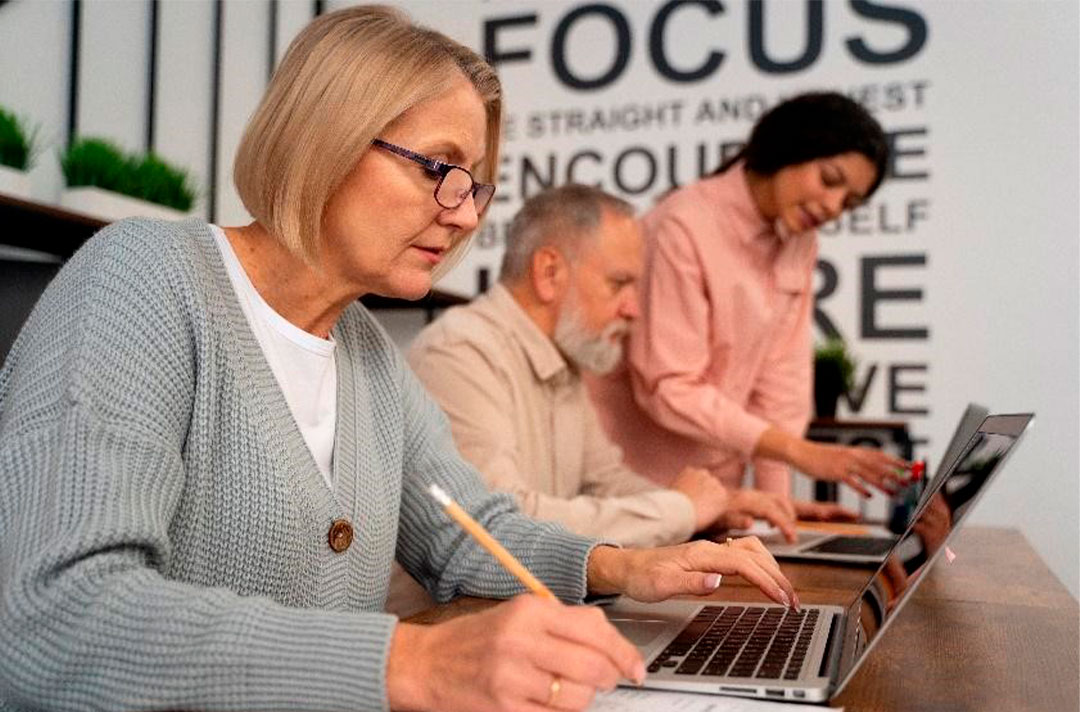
154, 0, 215, 216
0, 0, 70, 201
923, 2, 1078, 597
1, 0, 1076, 598
77, 1, 151, 152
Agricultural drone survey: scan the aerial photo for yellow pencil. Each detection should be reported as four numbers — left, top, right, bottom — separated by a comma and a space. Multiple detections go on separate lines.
427, 483, 557, 601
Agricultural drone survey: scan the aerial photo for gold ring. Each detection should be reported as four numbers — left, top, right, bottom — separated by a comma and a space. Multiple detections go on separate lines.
547, 675, 562, 707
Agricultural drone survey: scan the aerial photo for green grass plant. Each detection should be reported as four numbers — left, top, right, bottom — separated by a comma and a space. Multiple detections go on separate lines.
131, 152, 197, 212
60, 139, 131, 195
814, 337, 856, 393
61, 137, 196, 212
0, 106, 38, 171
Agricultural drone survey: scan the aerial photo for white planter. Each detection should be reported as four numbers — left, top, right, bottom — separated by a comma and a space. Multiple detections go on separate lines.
0, 164, 33, 202
60, 186, 189, 222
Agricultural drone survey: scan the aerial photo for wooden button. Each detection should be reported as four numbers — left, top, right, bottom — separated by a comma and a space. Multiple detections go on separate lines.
328, 518, 353, 553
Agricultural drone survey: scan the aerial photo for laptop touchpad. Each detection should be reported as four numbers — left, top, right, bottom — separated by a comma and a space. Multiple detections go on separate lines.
608, 618, 670, 647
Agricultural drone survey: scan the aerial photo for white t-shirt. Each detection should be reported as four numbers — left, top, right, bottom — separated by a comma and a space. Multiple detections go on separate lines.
210, 225, 337, 490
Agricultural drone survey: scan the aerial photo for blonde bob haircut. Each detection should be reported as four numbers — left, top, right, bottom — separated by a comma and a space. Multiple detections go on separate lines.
234, 5, 502, 276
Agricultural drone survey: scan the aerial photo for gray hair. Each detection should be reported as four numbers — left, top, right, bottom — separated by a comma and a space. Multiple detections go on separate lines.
499, 184, 635, 283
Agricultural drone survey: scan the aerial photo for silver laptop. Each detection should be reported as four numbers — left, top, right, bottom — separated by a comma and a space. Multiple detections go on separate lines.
605, 413, 1032, 703
762, 403, 990, 565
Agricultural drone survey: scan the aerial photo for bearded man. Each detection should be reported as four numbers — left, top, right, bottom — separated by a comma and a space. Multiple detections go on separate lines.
404, 184, 798, 550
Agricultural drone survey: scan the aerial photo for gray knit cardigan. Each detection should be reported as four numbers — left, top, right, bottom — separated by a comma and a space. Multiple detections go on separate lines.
0, 219, 599, 711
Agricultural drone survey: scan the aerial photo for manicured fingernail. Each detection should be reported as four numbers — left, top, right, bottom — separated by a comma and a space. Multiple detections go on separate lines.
793, 593, 802, 611
705, 573, 722, 590
634, 661, 646, 685
779, 590, 791, 608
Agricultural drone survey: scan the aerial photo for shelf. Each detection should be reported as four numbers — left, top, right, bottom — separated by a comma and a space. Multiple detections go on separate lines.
0, 191, 469, 313
0, 191, 106, 259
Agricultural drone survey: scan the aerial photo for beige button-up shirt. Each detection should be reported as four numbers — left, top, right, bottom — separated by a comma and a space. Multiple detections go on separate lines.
407, 284, 697, 548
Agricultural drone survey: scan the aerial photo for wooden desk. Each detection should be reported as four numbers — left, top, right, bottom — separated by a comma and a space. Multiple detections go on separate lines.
831, 527, 1079, 711
410, 527, 1079, 711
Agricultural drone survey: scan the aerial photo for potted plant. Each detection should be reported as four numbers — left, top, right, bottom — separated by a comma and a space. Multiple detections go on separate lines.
59, 137, 196, 222
0, 105, 38, 201
813, 337, 856, 418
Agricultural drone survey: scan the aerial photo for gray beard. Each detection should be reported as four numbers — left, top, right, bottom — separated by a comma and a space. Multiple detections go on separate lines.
553, 303, 628, 375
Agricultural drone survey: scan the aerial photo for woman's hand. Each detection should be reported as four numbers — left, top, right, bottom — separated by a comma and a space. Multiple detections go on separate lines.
756, 427, 912, 497
387, 595, 644, 712
794, 441, 910, 496
792, 499, 859, 522
586, 539, 798, 608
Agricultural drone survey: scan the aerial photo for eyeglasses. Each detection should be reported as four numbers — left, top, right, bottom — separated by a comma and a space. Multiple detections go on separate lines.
372, 139, 496, 214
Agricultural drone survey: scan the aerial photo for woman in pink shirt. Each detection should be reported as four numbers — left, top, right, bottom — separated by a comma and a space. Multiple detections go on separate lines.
588, 92, 910, 509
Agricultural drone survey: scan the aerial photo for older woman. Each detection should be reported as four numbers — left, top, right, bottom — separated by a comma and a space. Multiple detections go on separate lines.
0, 6, 793, 712
587, 92, 912, 508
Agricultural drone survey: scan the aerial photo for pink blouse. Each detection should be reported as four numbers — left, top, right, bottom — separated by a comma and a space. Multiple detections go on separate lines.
586, 163, 816, 494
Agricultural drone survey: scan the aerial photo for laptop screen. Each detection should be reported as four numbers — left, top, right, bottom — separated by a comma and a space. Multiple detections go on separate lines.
910, 403, 989, 517
832, 413, 1034, 694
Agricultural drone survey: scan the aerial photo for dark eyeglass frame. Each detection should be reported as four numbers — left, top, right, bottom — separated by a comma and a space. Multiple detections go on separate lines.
371, 138, 495, 214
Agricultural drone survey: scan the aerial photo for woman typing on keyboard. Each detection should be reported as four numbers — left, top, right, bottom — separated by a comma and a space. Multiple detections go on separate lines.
0, 7, 794, 712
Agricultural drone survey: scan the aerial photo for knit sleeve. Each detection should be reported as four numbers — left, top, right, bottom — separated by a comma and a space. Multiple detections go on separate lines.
0, 222, 397, 711
0, 413, 397, 711
393, 358, 606, 604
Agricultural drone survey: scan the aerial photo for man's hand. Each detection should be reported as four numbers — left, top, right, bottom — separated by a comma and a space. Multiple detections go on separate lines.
387, 595, 644, 712
792, 499, 859, 522
714, 490, 799, 542
670, 466, 731, 531
586, 538, 797, 608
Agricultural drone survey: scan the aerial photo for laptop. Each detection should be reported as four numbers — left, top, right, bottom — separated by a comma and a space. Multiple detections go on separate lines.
761, 403, 990, 565
605, 413, 1032, 703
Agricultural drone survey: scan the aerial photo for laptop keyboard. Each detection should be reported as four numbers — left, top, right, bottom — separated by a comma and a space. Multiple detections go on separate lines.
646, 605, 819, 680
806, 535, 897, 556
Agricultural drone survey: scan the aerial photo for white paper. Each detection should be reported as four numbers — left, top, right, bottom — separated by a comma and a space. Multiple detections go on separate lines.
589, 687, 840, 711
